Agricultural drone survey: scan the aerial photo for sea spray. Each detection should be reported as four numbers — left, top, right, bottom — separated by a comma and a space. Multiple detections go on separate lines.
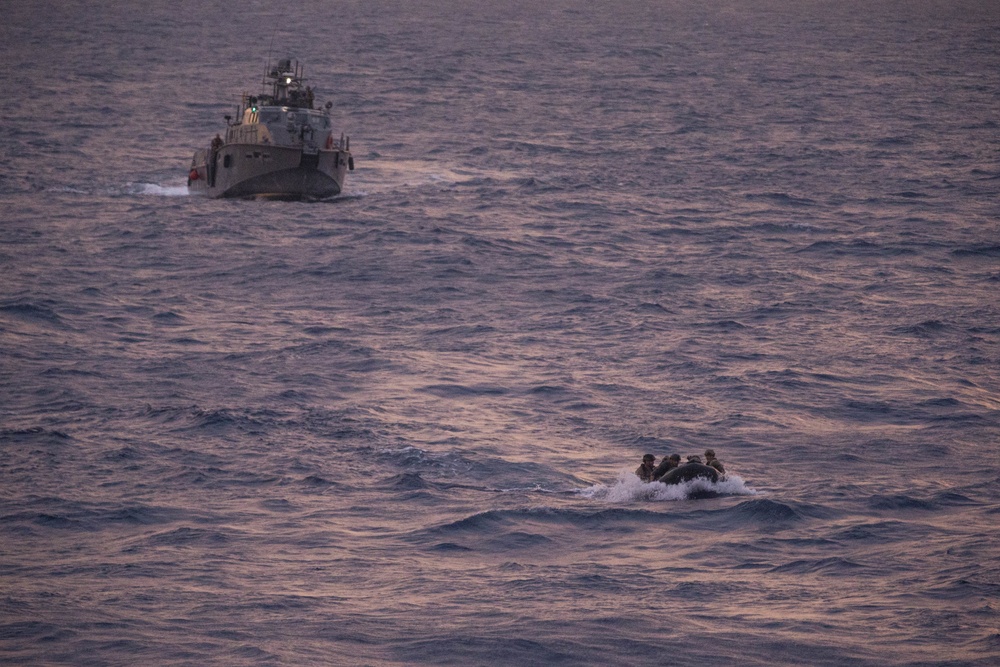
579, 470, 758, 503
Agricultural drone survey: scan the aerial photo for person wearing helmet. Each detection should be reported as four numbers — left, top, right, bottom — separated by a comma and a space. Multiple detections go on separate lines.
652, 454, 681, 481
704, 449, 725, 474
635, 454, 657, 482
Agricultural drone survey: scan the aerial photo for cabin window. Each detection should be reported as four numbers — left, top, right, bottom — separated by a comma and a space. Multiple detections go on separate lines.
223, 155, 232, 168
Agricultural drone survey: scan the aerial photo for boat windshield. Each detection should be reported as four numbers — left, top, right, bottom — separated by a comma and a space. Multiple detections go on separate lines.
291, 111, 330, 128
257, 109, 330, 129
259, 110, 282, 124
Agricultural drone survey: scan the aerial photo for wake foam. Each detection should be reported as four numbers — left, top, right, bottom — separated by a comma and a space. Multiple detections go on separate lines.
578, 469, 757, 503
130, 183, 189, 196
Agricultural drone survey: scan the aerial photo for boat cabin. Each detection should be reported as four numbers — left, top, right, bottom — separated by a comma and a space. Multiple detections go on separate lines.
225, 58, 343, 150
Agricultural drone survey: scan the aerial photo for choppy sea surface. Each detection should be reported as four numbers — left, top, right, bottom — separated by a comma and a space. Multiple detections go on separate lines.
2, 1, 999, 665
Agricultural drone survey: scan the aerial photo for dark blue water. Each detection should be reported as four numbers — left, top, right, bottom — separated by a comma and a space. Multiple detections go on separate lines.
2, 1, 999, 665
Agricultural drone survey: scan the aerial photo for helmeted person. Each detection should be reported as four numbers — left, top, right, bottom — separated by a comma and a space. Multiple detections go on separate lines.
211, 134, 223, 153
652, 454, 681, 481
704, 449, 725, 474
686, 454, 702, 464
635, 454, 657, 483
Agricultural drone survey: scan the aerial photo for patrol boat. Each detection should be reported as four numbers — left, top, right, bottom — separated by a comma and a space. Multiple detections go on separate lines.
188, 58, 353, 199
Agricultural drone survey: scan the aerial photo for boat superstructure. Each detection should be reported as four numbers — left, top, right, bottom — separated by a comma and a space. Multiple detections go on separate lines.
188, 57, 353, 199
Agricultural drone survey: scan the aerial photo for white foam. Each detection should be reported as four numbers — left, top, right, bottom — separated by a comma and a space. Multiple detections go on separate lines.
578, 469, 758, 503
130, 183, 190, 197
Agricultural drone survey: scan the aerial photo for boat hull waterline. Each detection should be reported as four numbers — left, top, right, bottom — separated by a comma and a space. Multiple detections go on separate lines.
189, 144, 350, 200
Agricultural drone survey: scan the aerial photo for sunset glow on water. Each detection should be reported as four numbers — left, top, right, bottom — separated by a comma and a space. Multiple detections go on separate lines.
2, 1, 999, 665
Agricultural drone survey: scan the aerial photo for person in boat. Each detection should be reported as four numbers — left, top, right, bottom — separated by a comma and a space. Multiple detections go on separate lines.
651, 454, 681, 481
305, 86, 315, 109
211, 134, 223, 153
635, 454, 657, 483
704, 449, 725, 474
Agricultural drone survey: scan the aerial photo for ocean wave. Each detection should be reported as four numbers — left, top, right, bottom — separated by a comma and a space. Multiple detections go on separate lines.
743, 192, 818, 207
832, 520, 927, 543
1, 500, 189, 533
416, 382, 509, 397
717, 498, 803, 524
386, 472, 433, 490
138, 404, 286, 434
0, 301, 67, 327
867, 490, 982, 512
145, 526, 235, 546
160, 466, 283, 489
769, 556, 866, 575
426, 509, 513, 534
0, 427, 72, 443
373, 444, 586, 489
891, 319, 950, 337
695, 319, 749, 332
413, 495, 811, 554
952, 244, 1000, 258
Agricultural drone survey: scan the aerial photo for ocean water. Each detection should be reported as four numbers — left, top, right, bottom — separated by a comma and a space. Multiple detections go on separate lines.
2, 1, 999, 665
